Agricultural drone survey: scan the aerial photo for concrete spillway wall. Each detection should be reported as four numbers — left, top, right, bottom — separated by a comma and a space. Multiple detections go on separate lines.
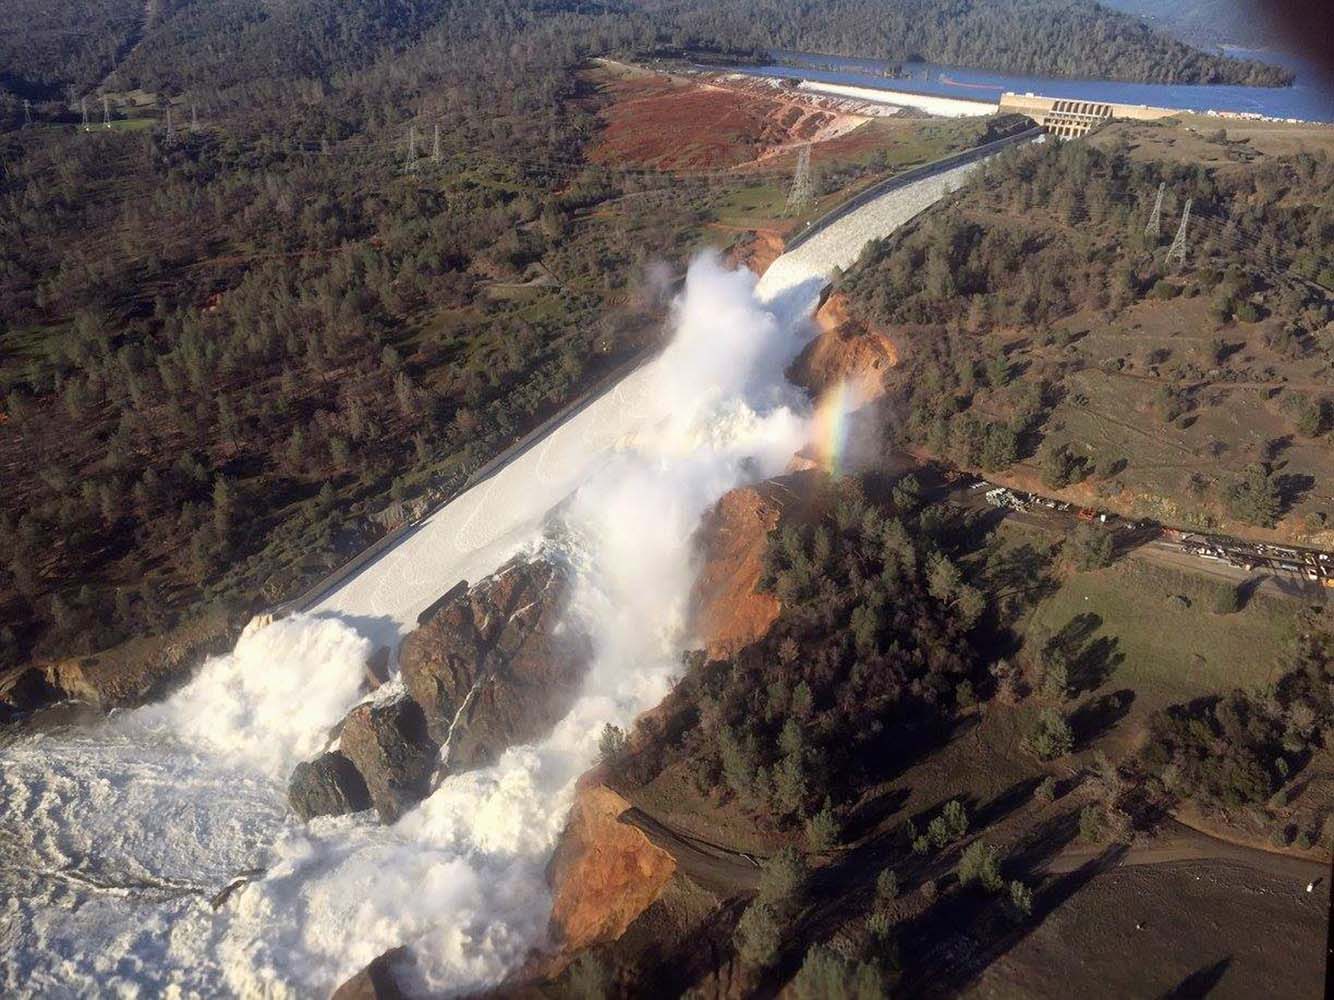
797, 80, 998, 118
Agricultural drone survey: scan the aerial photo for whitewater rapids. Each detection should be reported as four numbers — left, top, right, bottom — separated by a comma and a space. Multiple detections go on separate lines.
0, 158, 990, 997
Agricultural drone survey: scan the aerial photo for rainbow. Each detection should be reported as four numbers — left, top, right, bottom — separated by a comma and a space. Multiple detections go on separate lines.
810, 381, 857, 476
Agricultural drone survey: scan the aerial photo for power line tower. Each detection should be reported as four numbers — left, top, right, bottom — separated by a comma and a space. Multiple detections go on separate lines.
191, 103, 199, 132
405, 125, 419, 173
23, 99, 32, 126
431, 124, 441, 164
1166, 198, 1193, 268
785, 144, 814, 216
1143, 181, 1165, 241
80, 97, 90, 131
165, 104, 175, 143
103, 95, 112, 129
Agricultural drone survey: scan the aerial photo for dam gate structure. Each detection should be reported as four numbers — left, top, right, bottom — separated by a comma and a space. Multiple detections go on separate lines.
999, 92, 1178, 138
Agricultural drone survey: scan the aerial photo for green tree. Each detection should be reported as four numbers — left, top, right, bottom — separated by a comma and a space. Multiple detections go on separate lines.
1006, 879, 1034, 921
958, 840, 1003, 892
806, 799, 840, 851
1226, 464, 1282, 528
758, 846, 807, 910
791, 945, 886, 1000
596, 723, 627, 765
734, 902, 782, 969
1067, 523, 1114, 570
1025, 708, 1074, 760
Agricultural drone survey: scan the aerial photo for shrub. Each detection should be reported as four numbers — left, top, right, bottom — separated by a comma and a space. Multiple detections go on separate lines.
875, 868, 899, 902
958, 840, 1004, 892
1235, 301, 1262, 323
1006, 880, 1034, 921
1079, 804, 1105, 843
1035, 776, 1058, 803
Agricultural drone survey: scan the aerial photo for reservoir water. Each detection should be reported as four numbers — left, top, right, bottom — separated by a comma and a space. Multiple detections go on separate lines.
732, 48, 1334, 123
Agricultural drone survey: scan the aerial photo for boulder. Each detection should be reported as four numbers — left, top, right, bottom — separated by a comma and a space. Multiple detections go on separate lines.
398, 558, 592, 774
338, 698, 439, 823
288, 751, 372, 821
331, 947, 410, 1000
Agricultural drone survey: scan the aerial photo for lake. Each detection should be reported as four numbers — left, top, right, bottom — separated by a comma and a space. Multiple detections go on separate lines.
727, 48, 1334, 124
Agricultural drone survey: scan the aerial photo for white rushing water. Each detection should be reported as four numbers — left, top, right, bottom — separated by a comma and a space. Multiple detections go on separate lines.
0, 160, 996, 998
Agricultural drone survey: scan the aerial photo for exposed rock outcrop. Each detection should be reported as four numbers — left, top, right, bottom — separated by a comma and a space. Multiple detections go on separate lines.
689, 472, 819, 660
787, 291, 898, 400
546, 784, 677, 955
331, 948, 410, 1000
399, 557, 592, 773
288, 751, 373, 820
24, 611, 240, 714
339, 698, 439, 823
287, 557, 591, 824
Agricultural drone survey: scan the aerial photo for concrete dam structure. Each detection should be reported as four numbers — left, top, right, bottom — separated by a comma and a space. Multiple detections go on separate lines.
1000, 91, 1179, 137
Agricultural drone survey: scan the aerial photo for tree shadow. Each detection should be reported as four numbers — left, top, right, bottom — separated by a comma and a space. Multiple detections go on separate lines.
843, 785, 912, 843
899, 843, 1129, 997
1276, 473, 1315, 515
974, 776, 1043, 829
1069, 689, 1135, 747
1044, 613, 1123, 695
1235, 575, 1267, 611
1157, 956, 1233, 999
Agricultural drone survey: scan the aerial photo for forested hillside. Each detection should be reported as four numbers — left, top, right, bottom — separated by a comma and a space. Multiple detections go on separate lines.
652, 0, 1294, 85
841, 124, 1334, 537
0, 0, 1292, 102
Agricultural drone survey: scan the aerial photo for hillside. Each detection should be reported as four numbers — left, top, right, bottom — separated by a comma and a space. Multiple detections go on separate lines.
841, 119, 1334, 544
0, 0, 1293, 104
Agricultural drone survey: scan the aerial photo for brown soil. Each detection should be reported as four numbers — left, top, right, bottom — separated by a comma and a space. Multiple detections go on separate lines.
688, 472, 820, 660
721, 227, 785, 277
586, 71, 867, 172
545, 784, 677, 960
788, 291, 900, 400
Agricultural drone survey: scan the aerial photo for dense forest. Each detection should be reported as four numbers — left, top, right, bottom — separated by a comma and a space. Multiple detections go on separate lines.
0, 0, 1292, 103
0, 0, 716, 670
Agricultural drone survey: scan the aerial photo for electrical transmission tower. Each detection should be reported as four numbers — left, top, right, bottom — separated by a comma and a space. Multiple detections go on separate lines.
81, 97, 90, 131
165, 105, 175, 143
1144, 181, 1165, 241
1166, 198, 1192, 268
103, 95, 112, 128
785, 144, 814, 216
23, 99, 32, 126
191, 103, 199, 132
431, 124, 441, 164
405, 125, 419, 172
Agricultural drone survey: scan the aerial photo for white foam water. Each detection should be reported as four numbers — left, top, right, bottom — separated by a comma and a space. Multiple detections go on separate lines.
0, 252, 826, 997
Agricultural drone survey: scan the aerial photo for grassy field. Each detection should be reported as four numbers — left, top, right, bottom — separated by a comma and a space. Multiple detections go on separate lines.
1017, 534, 1307, 708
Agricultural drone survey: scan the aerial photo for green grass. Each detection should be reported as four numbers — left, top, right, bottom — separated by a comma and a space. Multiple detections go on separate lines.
1021, 555, 1303, 706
